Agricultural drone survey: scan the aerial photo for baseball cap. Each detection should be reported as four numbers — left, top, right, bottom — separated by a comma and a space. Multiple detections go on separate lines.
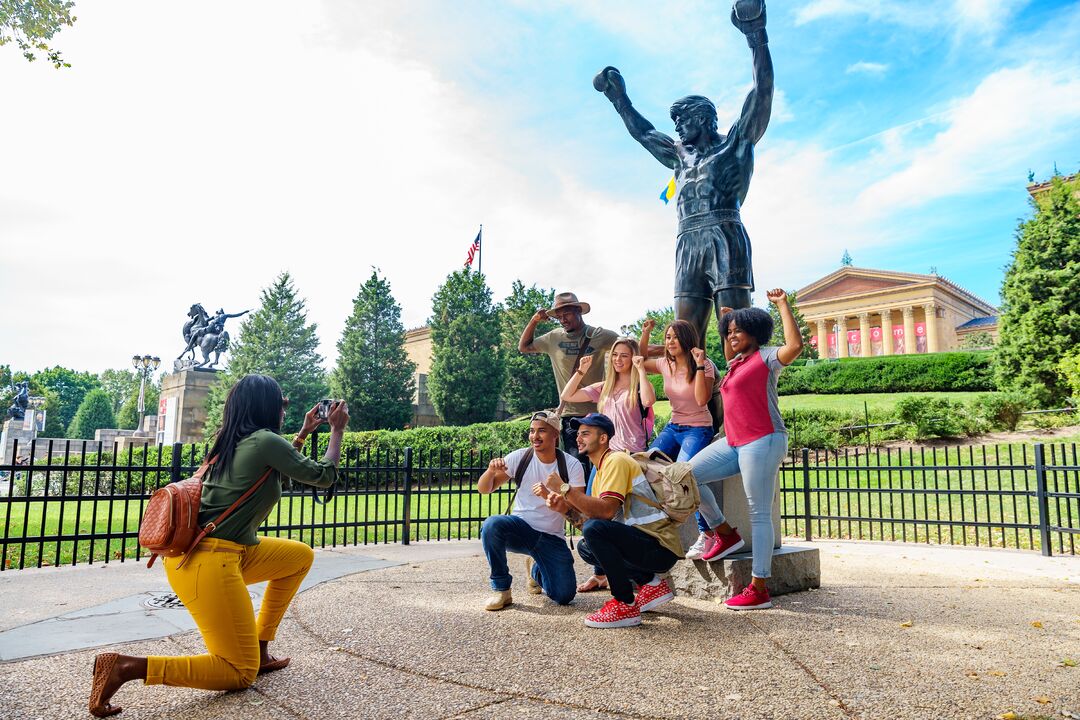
569, 413, 616, 439
529, 410, 561, 433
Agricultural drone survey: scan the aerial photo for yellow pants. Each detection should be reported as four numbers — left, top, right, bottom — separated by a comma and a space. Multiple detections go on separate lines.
145, 536, 314, 689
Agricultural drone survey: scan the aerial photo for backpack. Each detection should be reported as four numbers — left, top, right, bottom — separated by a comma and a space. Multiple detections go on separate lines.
138, 458, 273, 569
635, 388, 656, 440
627, 449, 700, 523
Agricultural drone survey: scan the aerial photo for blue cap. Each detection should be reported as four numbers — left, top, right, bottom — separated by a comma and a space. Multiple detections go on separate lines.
569, 413, 616, 439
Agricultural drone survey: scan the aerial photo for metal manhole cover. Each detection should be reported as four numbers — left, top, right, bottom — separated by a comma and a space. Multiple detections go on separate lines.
142, 590, 257, 609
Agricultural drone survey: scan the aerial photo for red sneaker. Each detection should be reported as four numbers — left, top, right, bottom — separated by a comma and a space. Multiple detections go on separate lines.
701, 529, 745, 562
724, 583, 772, 610
634, 577, 674, 612
584, 598, 642, 628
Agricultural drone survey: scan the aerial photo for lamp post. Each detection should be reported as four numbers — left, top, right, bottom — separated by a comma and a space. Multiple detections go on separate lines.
132, 354, 161, 427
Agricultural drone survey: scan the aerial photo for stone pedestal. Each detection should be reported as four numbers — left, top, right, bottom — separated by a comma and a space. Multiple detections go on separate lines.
159, 369, 219, 445
679, 473, 782, 553
668, 545, 821, 600
1, 418, 35, 466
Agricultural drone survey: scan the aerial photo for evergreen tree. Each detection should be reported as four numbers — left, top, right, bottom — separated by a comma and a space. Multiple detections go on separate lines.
427, 268, 505, 425
204, 272, 328, 437
67, 389, 116, 440
995, 176, 1080, 406
767, 292, 818, 360
501, 281, 558, 414
330, 269, 416, 430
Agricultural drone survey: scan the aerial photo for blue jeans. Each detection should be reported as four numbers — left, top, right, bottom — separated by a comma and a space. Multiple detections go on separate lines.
650, 422, 715, 532
688, 432, 788, 579
480, 515, 576, 605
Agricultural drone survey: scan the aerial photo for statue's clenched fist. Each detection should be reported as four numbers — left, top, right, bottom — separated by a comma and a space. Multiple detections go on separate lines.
731, 0, 767, 42
592, 66, 627, 103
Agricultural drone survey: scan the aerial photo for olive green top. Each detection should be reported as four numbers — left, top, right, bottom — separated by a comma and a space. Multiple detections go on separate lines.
198, 429, 337, 545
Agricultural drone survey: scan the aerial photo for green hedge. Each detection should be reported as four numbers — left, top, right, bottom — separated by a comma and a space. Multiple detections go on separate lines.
777, 352, 994, 395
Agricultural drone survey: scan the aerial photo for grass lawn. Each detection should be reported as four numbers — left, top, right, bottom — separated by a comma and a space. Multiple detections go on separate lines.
654, 392, 990, 420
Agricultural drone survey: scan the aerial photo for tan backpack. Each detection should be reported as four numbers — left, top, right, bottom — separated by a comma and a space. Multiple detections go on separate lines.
628, 449, 701, 523
138, 458, 272, 569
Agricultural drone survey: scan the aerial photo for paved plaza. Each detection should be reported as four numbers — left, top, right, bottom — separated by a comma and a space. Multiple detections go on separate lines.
0, 540, 1077, 720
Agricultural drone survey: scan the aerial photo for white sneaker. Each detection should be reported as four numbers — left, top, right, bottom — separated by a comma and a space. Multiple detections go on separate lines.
684, 532, 716, 561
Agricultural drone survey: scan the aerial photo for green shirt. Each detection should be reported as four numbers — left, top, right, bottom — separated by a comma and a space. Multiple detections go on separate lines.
198, 429, 337, 545
532, 325, 618, 416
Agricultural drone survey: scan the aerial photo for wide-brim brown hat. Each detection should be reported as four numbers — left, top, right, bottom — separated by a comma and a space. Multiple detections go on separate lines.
546, 292, 591, 317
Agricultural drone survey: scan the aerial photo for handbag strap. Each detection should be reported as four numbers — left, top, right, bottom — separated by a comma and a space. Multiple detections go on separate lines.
176, 463, 275, 567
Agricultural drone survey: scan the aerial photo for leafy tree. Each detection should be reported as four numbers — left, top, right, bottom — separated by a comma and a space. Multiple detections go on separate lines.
501, 281, 558, 414
767, 292, 817, 360
958, 330, 995, 351
330, 269, 416, 431
99, 369, 140, 415
29, 366, 99, 435
204, 272, 328, 437
0, 0, 75, 67
1058, 350, 1080, 403
427, 268, 505, 425
67, 388, 116, 439
995, 175, 1080, 407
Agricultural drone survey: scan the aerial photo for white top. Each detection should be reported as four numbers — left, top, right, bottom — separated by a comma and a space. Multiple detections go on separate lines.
503, 447, 585, 536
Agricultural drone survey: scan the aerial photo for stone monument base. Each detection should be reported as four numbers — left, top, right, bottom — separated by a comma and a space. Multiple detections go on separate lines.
667, 545, 821, 601
1, 418, 35, 466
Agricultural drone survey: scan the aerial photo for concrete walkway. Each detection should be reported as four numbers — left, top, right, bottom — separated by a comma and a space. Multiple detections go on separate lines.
0, 539, 1077, 719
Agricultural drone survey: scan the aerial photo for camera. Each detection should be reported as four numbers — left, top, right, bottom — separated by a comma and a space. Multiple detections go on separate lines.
315, 399, 333, 421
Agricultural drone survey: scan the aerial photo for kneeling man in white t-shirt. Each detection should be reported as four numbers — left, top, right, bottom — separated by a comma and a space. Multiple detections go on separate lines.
477, 410, 585, 611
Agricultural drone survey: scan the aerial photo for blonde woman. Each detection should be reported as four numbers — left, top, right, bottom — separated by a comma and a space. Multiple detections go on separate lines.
560, 337, 656, 593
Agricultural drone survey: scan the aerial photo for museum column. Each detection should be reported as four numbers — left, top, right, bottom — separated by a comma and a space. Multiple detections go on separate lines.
880, 309, 893, 356
835, 316, 848, 359
903, 306, 917, 354
924, 303, 940, 353
816, 320, 828, 359
858, 312, 872, 358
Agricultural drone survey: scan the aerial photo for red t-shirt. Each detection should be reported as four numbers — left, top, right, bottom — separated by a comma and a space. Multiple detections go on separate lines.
719, 347, 787, 447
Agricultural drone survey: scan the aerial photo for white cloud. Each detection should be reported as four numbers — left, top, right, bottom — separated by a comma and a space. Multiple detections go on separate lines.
845, 61, 889, 76
796, 0, 1029, 41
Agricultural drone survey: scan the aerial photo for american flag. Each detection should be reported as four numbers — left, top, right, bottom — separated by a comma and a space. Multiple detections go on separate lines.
464, 228, 482, 268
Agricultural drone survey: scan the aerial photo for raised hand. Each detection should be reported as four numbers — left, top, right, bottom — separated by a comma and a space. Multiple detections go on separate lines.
531, 308, 549, 325
632, 355, 645, 370
577, 354, 594, 374
719, 306, 734, 317
327, 401, 349, 431
690, 347, 707, 365
641, 318, 656, 337
488, 457, 507, 473
301, 404, 323, 434
766, 288, 788, 306
544, 471, 564, 494
731, 0, 767, 34
531, 482, 549, 499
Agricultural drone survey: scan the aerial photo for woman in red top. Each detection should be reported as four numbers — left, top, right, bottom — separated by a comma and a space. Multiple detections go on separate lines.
688, 289, 803, 610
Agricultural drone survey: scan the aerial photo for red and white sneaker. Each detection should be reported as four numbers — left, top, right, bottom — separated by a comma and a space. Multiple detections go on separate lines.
701, 529, 745, 562
684, 532, 716, 560
634, 577, 675, 613
584, 598, 642, 628
724, 583, 772, 610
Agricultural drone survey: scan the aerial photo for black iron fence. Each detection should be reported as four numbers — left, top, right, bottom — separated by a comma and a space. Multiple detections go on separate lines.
778, 442, 1079, 555
1, 438, 1078, 570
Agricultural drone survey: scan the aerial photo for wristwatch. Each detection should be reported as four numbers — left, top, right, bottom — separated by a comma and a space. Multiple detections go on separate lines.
559, 482, 571, 496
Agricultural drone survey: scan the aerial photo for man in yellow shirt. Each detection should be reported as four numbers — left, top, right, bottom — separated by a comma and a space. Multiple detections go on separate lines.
544, 413, 683, 628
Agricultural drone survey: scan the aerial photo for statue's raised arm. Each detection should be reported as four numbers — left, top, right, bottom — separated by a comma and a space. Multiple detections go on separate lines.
593, 66, 677, 170
731, 0, 773, 145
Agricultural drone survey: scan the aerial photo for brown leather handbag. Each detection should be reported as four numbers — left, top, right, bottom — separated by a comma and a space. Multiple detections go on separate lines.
138, 458, 273, 569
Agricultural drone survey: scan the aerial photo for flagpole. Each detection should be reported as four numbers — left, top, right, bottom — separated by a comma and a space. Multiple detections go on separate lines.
478, 224, 483, 276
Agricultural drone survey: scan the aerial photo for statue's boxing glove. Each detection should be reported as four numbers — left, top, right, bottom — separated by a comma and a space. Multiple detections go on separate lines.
592, 66, 627, 105
731, 0, 768, 47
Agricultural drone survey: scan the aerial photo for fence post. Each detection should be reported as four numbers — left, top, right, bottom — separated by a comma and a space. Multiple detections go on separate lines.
402, 447, 414, 546
801, 447, 812, 542
1033, 443, 1052, 557
170, 443, 183, 484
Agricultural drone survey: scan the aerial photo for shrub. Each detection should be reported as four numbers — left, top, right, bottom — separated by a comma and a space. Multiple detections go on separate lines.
894, 396, 961, 440
970, 391, 1029, 431
67, 389, 117, 439
777, 352, 995, 395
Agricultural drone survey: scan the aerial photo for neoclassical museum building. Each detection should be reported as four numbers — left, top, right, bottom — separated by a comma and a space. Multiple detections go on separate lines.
796, 267, 998, 358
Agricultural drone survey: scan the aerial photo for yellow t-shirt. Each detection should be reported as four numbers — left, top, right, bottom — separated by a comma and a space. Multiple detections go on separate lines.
591, 451, 684, 558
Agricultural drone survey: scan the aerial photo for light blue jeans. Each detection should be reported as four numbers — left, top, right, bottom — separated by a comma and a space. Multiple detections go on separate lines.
689, 432, 788, 579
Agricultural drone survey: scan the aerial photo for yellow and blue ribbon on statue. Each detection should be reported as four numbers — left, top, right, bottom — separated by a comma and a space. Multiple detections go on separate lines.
659, 176, 676, 204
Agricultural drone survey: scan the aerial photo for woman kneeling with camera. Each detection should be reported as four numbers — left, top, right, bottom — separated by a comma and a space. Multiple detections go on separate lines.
89, 374, 348, 717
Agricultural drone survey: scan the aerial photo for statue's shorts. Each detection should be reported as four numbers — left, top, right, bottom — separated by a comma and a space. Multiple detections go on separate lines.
674, 209, 754, 299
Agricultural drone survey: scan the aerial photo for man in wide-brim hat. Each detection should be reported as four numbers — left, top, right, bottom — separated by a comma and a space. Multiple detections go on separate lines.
518, 291, 617, 470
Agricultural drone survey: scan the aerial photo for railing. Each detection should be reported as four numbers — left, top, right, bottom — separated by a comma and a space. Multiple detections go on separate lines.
2, 439, 1077, 570
778, 443, 1079, 555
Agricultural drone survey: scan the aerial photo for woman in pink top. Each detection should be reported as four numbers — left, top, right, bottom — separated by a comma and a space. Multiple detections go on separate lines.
688, 289, 804, 611
560, 337, 656, 593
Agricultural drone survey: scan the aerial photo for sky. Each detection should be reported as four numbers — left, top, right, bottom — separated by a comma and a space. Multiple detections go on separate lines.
2, 0, 1079, 378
